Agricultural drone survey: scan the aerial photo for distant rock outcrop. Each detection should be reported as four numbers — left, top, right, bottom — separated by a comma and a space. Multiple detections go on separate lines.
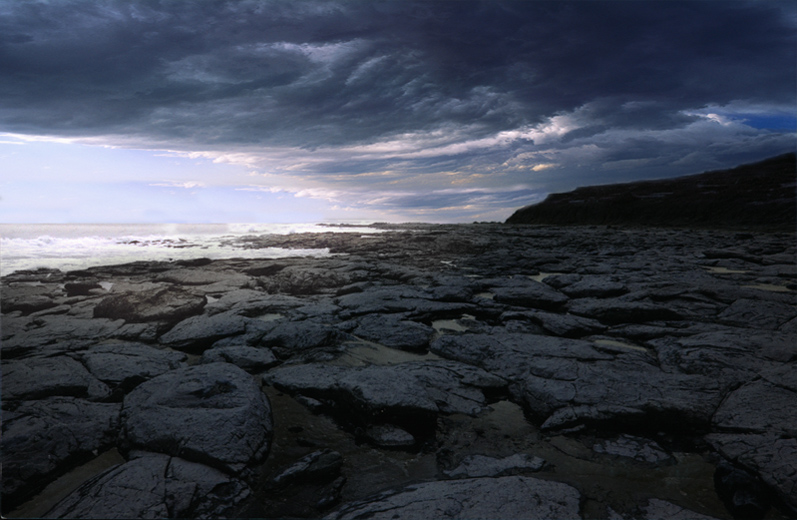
506, 153, 796, 230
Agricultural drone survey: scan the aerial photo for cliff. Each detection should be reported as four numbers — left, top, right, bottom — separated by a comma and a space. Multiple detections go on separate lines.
506, 153, 796, 231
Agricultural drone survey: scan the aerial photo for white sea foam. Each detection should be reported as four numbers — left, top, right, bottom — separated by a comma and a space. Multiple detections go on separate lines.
0, 223, 379, 277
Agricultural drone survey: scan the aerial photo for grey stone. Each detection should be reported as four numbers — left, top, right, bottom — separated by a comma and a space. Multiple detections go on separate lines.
82, 342, 187, 391
93, 286, 206, 323
365, 424, 416, 448
567, 298, 684, 324
261, 320, 345, 360
490, 281, 568, 310
444, 453, 546, 478
718, 298, 797, 330
560, 276, 629, 298
501, 310, 605, 338
592, 435, 673, 464
2, 356, 110, 401
158, 312, 250, 352
643, 499, 722, 520
431, 333, 723, 431
352, 314, 435, 352
268, 360, 507, 430
46, 451, 250, 519
0, 283, 60, 314
273, 449, 343, 485
712, 378, 797, 434
201, 345, 279, 372
707, 433, 797, 513
326, 476, 581, 520
1, 397, 121, 508
156, 268, 252, 287
121, 363, 272, 474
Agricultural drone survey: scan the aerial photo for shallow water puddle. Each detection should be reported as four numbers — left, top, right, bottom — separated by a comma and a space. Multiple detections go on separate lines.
252, 312, 284, 322
742, 283, 792, 293
332, 339, 441, 367
7, 448, 126, 519
704, 266, 747, 274
432, 317, 471, 333
529, 272, 564, 283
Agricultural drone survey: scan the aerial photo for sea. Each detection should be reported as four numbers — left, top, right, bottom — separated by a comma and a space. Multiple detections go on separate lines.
0, 223, 381, 277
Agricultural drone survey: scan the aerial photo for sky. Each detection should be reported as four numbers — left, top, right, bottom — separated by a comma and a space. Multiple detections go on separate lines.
0, 0, 795, 224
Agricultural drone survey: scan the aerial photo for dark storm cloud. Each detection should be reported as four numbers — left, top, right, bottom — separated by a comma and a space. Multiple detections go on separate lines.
1, 0, 794, 146
1, 0, 795, 222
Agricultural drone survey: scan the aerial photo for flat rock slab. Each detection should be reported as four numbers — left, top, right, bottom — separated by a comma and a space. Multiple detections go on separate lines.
121, 363, 272, 474
46, 451, 250, 519
81, 342, 187, 391
1, 397, 121, 508
158, 312, 250, 351
2, 356, 110, 401
717, 298, 797, 330
326, 475, 581, 520
200, 345, 279, 372
268, 360, 507, 433
93, 286, 206, 323
431, 333, 723, 431
490, 281, 568, 310
707, 433, 797, 513
592, 435, 673, 464
352, 314, 435, 352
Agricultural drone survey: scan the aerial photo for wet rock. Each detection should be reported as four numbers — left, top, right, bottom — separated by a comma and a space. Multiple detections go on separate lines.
501, 309, 605, 338
2, 356, 110, 402
158, 311, 250, 352
1, 283, 61, 314
592, 435, 673, 464
268, 360, 507, 436
443, 453, 546, 478
156, 268, 252, 287
64, 281, 103, 297
490, 280, 568, 310
326, 475, 581, 520
45, 451, 250, 519
273, 449, 343, 486
567, 298, 684, 324
81, 342, 187, 392
431, 333, 722, 431
712, 375, 797, 434
352, 314, 435, 352
560, 276, 629, 298
1, 397, 121, 509
121, 363, 272, 475
713, 460, 771, 520
717, 298, 797, 330
365, 424, 416, 448
1, 315, 125, 358
93, 286, 206, 323
642, 498, 722, 520
261, 320, 345, 360
707, 433, 797, 514
200, 345, 278, 372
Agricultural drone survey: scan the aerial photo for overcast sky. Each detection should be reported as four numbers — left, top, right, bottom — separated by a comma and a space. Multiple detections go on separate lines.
1, 0, 795, 223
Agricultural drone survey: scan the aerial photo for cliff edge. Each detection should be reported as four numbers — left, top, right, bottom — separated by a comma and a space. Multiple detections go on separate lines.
506, 153, 796, 231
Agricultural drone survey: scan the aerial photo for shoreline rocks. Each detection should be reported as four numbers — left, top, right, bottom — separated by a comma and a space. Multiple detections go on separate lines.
2, 223, 795, 519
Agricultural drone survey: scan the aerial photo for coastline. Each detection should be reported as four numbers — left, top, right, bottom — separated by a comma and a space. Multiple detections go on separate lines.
2, 223, 796, 519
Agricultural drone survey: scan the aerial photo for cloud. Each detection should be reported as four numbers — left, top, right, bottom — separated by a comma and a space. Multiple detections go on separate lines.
0, 0, 794, 221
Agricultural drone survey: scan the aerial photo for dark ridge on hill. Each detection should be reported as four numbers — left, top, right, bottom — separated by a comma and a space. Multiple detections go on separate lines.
506, 153, 796, 231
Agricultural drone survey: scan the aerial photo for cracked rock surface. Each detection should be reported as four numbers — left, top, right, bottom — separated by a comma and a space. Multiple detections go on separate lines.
2, 223, 795, 519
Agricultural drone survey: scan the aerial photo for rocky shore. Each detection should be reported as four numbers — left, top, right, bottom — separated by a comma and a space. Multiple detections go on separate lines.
2, 223, 796, 519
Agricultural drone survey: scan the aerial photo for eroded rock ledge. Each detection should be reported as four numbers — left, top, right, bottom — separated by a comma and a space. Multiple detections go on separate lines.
2, 223, 795, 519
